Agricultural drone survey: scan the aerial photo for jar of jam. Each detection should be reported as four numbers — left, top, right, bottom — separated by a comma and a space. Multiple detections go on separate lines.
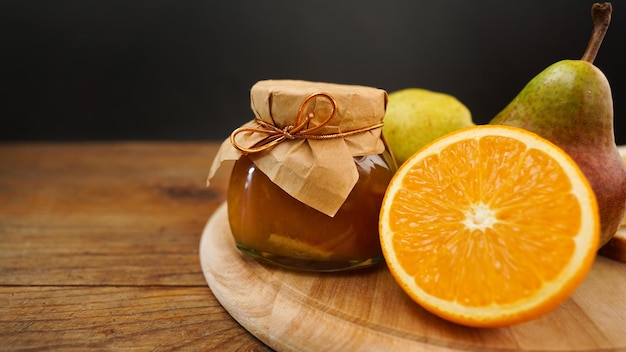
208, 80, 396, 271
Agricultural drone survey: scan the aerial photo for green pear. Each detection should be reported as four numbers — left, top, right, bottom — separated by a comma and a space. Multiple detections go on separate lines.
490, 3, 626, 247
383, 88, 474, 166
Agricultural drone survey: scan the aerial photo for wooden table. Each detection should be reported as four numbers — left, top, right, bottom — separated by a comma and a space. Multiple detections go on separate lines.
0, 142, 272, 351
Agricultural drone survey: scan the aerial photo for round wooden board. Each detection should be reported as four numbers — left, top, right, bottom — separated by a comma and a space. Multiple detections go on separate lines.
200, 202, 626, 352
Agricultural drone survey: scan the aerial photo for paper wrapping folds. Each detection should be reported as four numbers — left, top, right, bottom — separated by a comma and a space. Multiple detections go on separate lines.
207, 79, 388, 217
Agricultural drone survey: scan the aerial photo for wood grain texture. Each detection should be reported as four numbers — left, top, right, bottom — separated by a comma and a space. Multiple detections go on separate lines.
0, 142, 270, 351
0, 286, 272, 351
201, 203, 626, 352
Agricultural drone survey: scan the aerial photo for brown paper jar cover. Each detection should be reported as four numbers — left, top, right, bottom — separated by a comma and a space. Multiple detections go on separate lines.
207, 79, 388, 217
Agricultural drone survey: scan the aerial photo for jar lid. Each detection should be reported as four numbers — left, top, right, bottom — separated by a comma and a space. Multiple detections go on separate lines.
208, 79, 388, 217
250, 79, 387, 136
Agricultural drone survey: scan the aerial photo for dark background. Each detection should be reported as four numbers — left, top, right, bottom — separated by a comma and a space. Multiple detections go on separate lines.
1, 1, 624, 144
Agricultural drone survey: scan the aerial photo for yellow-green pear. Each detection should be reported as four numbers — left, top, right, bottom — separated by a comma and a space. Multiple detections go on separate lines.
383, 88, 474, 166
490, 3, 626, 247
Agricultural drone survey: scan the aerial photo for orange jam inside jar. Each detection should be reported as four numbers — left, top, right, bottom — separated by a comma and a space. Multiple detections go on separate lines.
227, 151, 395, 271
208, 79, 396, 271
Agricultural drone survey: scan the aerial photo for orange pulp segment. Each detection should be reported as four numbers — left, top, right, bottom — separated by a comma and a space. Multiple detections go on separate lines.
379, 125, 599, 327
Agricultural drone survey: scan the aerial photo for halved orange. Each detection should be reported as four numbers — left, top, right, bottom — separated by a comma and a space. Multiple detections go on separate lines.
379, 125, 599, 327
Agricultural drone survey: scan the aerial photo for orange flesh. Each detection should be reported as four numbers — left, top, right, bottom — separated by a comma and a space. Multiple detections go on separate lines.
388, 136, 582, 307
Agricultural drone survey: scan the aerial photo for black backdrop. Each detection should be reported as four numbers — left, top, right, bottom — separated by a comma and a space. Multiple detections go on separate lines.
2, 0, 624, 144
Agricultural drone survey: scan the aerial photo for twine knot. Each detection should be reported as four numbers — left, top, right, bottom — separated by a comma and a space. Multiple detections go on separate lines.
230, 92, 383, 154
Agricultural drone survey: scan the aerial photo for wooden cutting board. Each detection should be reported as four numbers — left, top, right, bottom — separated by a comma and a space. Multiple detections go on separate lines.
200, 202, 626, 352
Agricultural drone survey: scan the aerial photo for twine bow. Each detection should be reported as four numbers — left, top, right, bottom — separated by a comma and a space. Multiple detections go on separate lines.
230, 92, 384, 154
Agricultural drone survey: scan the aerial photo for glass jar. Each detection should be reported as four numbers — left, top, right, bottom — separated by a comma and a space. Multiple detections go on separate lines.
228, 150, 395, 271
209, 79, 397, 271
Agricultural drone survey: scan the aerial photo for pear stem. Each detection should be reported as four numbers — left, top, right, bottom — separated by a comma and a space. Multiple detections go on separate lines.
581, 2, 612, 63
